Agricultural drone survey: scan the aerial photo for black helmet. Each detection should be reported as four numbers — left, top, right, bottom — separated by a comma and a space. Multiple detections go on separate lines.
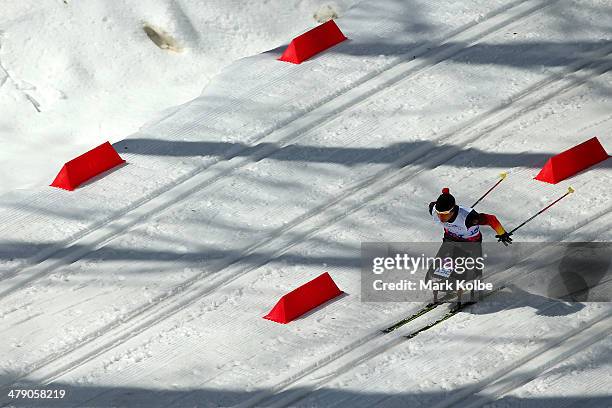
435, 187, 455, 212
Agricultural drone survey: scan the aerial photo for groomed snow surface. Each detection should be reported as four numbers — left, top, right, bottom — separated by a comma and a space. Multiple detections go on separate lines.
1, 0, 612, 407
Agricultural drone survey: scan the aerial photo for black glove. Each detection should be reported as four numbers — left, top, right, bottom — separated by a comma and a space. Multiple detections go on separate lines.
495, 232, 513, 246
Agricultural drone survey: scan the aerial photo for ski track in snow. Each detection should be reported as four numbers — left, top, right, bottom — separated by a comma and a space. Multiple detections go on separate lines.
265, 218, 612, 408
1, 0, 610, 328
1, 0, 611, 406
256, 300, 612, 408
437, 315, 612, 408
1, 62, 611, 407
0, 18, 606, 385
1, 3, 612, 366
232, 211, 612, 408
0, 0, 555, 287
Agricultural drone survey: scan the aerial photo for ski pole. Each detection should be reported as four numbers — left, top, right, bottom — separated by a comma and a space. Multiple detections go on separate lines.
510, 186, 575, 234
471, 172, 508, 208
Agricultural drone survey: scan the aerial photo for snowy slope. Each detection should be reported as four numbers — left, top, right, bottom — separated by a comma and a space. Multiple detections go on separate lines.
1, 0, 611, 407
0, 0, 358, 194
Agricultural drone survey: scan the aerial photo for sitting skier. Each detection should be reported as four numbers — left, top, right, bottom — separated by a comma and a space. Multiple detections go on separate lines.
427, 187, 512, 304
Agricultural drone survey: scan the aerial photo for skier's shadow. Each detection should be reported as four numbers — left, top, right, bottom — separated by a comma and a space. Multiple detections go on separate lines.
549, 242, 611, 302
467, 242, 611, 317
466, 285, 585, 317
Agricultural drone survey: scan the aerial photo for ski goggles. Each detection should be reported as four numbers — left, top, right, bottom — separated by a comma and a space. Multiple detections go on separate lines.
435, 208, 453, 215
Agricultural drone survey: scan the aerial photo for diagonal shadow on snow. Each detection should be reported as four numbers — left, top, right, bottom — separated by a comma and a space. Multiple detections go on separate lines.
0, 379, 610, 408
115, 138, 612, 169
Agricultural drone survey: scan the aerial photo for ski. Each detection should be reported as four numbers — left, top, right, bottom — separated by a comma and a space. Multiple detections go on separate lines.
382, 290, 460, 333
382, 284, 506, 334
403, 285, 506, 339
382, 302, 440, 333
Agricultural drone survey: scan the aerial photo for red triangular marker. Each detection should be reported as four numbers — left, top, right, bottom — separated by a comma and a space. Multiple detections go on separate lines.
279, 20, 347, 64
51, 142, 125, 191
535, 137, 609, 184
264, 272, 343, 324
